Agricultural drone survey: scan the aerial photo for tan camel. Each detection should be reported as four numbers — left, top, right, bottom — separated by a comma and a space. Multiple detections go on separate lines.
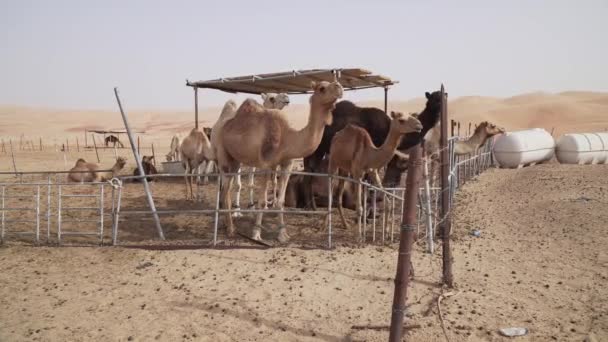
217, 81, 343, 242
179, 128, 213, 200
67, 157, 127, 183
208, 93, 290, 217
165, 134, 182, 162
326, 111, 422, 238
424, 121, 505, 186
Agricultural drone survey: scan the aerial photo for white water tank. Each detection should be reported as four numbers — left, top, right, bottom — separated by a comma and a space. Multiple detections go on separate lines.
492, 128, 555, 168
555, 133, 608, 164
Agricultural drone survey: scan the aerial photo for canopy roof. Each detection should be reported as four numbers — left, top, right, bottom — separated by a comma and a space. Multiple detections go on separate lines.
186, 68, 397, 95
86, 129, 145, 134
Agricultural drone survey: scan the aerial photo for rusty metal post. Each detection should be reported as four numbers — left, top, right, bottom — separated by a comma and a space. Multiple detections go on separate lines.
451, 119, 456, 137
194, 87, 199, 129
457, 122, 461, 136
388, 143, 423, 342
92, 135, 100, 163
439, 84, 454, 287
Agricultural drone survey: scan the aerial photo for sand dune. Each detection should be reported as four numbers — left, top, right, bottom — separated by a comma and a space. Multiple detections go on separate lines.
1, 91, 607, 140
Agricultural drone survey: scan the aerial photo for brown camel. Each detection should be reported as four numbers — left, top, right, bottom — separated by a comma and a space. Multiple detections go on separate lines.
67, 157, 127, 183
217, 81, 343, 243
179, 128, 213, 200
326, 111, 422, 238
133, 155, 158, 182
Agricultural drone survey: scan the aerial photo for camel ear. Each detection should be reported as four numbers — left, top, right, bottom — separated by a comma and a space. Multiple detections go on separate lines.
390, 111, 397, 119
310, 81, 317, 90
425, 92, 431, 99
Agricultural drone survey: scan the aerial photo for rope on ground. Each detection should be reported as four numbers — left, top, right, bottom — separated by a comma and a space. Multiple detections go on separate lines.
438, 289, 460, 342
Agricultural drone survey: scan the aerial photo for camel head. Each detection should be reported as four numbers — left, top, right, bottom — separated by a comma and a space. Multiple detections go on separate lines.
142, 155, 154, 164
310, 81, 344, 125
75, 158, 87, 166
477, 121, 506, 137
165, 154, 174, 162
261, 93, 290, 109
389, 111, 423, 134
114, 157, 127, 170
424, 91, 443, 114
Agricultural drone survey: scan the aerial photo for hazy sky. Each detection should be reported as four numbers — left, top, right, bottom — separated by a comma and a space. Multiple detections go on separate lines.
1, 0, 607, 110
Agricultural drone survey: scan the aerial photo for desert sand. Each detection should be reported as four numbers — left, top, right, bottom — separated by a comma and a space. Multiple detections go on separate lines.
0, 92, 607, 341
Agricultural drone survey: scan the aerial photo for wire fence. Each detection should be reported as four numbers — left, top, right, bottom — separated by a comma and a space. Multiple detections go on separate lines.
0, 135, 496, 248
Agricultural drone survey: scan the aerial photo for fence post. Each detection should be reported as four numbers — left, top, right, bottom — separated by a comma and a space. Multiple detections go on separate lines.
92, 135, 100, 163
76, 137, 80, 152
114, 87, 164, 240
9, 140, 18, 175
439, 84, 454, 287
151, 143, 156, 167
39, 137, 43, 151
388, 143, 423, 342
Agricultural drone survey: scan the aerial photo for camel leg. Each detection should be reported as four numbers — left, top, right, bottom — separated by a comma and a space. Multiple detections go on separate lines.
232, 169, 243, 217
200, 160, 208, 185
275, 161, 293, 243
184, 162, 192, 200
248, 167, 255, 208
336, 178, 350, 231
220, 173, 236, 237
355, 176, 363, 242
252, 172, 271, 241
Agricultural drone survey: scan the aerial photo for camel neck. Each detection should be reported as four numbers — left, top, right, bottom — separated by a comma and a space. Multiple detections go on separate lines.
455, 130, 488, 154
365, 126, 402, 169
285, 102, 330, 159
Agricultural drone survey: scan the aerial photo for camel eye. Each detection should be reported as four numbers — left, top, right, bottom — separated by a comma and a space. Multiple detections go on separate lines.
319, 86, 326, 93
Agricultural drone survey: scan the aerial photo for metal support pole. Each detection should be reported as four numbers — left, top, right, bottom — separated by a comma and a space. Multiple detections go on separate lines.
327, 175, 333, 249
388, 143, 423, 342
9, 140, 18, 175
47, 175, 51, 242
112, 185, 122, 245
439, 84, 453, 287
194, 87, 199, 129
383, 86, 388, 114
213, 175, 221, 246
372, 189, 377, 242
99, 184, 104, 244
57, 185, 62, 244
362, 187, 367, 241
114, 87, 165, 240
92, 136, 100, 163
35, 186, 40, 243
1, 186, 5, 243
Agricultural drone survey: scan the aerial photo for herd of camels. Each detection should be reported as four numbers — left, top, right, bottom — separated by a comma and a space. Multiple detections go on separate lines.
67, 81, 505, 243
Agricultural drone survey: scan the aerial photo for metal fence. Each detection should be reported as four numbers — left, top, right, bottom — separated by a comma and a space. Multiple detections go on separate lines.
0, 136, 495, 248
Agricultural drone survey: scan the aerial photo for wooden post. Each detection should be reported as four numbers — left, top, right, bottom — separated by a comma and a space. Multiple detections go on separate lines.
439, 85, 453, 287
9, 139, 18, 175
92, 135, 100, 163
468, 122, 471, 136
85, 129, 87, 148
388, 143, 423, 342
39, 137, 43, 151
1, 139, 6, 153
450, 119, 456, 137
457, 122, 461, 136
76, 137, 80, 152
65, 138, 69, 152
137, 136, 140, 155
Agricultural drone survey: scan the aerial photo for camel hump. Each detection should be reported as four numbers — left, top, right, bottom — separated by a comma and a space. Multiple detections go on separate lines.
261, 115, 283, 161
343, 124, 373, 147
235, 98, 264, 117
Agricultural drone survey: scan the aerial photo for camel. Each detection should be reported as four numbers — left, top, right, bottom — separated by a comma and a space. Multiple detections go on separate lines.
166, 134, 182, 162
303, 91, 443, 208
217, 81, 343, 242
326, 111, 422, 238
67, 157, 127, 183
208, 93, 290, 217
133, 155, 158, 182
179, 128, 213, 200
428, 121, 505, 187
104, 135, 124, 148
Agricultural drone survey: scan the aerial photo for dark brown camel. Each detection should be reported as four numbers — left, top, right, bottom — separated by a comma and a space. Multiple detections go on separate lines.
302, 91, 442, 208
133, 155, 158, 182
104, 135, 124, 148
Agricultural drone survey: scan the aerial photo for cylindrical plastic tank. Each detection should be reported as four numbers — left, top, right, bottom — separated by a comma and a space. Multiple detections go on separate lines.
492, 128, 555, 168
556, 133, 608, 164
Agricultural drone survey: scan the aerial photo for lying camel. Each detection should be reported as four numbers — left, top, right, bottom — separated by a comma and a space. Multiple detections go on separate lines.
133, 155, 158, 182
67, 157, 127, 183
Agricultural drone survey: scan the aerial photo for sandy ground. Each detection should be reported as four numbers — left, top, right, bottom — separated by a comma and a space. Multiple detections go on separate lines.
1, 163, 606, 342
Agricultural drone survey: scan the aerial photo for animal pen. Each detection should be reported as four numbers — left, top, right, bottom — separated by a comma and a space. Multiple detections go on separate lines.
0, 70, 496, 340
